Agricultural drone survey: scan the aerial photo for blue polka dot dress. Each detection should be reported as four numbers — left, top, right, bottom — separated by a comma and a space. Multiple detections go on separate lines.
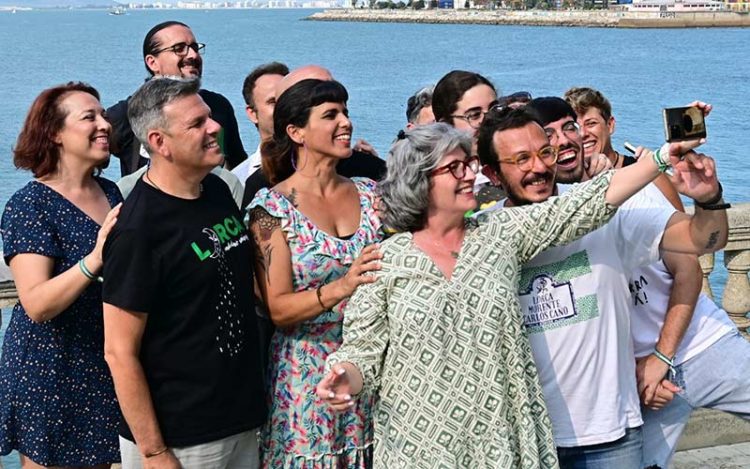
0, 178, 122, 466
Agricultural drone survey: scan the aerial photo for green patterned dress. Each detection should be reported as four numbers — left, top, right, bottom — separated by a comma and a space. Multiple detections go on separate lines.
328, 173, 618, 469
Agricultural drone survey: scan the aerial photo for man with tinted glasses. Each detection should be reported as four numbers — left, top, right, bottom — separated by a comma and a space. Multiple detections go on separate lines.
476, 104, 730, 468
108, 20, 248, 176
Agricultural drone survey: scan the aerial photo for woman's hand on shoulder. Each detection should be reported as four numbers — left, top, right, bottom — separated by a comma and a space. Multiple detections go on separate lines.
88, 203, 121, 270
334, 244, 382, 298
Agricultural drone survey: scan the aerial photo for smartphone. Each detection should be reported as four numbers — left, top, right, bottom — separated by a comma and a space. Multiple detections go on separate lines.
623, 142, 637, 154
663, 106, 706, 142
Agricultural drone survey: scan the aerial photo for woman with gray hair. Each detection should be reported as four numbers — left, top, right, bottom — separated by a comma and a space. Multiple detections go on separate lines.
316, 121, 676, 468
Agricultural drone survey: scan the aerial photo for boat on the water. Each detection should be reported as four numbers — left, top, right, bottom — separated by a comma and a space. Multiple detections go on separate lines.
109, 6, 126, 15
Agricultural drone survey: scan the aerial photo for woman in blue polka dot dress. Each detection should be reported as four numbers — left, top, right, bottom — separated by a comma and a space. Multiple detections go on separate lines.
0, 83, 122, 468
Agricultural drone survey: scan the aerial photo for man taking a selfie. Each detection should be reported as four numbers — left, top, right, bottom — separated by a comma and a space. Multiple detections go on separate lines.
476, 99, 730, 468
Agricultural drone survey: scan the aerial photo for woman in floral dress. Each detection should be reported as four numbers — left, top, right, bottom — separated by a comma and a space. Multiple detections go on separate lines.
248, 79, 382, 467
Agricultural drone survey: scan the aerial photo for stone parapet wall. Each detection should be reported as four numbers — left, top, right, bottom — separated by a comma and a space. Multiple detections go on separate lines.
307, 8, 750, 28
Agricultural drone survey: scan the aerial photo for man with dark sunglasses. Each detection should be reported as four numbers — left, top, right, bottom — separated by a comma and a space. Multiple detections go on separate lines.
476, 104, 730, 469
107, 20, 248, 176
497, 91, 532, 109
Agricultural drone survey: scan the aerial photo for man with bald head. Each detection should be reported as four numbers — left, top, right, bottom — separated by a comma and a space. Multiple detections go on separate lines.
240, 64, 386, 208
275, 64, 332, 97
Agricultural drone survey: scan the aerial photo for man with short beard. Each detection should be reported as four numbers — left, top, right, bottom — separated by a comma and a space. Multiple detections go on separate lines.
525, 97, 609, 185
108, 21, 248, 176
561, 89, 750, 469
476, 105, 730, 468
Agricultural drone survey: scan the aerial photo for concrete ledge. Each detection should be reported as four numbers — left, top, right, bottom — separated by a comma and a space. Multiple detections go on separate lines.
678, 408, 750, 451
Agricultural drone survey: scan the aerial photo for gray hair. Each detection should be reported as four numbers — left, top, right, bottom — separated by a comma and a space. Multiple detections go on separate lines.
406, 85, 434, 124
127, 76, 201, 155
379, 123, 472, 233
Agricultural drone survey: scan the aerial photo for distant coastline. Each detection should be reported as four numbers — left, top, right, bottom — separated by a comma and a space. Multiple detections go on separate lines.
307, 8, 750, 28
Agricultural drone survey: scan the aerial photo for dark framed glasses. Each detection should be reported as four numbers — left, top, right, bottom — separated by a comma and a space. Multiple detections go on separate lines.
151, 42, 206, 57
499, 146, 558, 172
432, 156, 481, 180
544, 121, 580, 141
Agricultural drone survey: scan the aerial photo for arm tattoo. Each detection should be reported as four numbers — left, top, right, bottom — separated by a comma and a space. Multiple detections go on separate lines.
705, 230, 720, 250
249, 207, 282, 284
261, 245, 273, 284
249, 207, 281, 242
287, 188, 299, 208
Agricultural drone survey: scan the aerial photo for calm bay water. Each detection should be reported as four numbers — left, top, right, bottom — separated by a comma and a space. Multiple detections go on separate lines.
0, 8, 748, 467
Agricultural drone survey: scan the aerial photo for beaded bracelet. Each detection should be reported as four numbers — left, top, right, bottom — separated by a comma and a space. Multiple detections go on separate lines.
78, 258, 103, 283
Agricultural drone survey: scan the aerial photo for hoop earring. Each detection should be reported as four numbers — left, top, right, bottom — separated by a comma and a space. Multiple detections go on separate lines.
291, 147, 298, 171
299, 142, 308, 172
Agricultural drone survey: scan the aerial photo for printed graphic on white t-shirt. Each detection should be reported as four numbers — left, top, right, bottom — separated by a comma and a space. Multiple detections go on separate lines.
519, 251, 599, 334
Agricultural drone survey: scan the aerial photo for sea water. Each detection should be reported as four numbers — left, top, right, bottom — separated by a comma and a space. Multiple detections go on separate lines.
0, 8, 748, 467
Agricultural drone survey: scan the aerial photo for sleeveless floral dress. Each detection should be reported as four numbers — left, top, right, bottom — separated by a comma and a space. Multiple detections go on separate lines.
249, 177, 383, 468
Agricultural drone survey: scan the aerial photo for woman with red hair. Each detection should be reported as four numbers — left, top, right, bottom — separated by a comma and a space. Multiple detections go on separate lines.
0, 83, 121, 468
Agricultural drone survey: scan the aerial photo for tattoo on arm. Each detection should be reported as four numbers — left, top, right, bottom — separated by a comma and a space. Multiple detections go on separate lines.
287, 188, 299, 208
249, 207, 282, 285
249, 207, 281, 242
261, 245, 273, 284
705, 230, 720, 250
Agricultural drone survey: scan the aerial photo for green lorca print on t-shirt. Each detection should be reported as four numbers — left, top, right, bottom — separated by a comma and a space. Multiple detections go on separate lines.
190, 215, 247, 261
518, 250, 600, 334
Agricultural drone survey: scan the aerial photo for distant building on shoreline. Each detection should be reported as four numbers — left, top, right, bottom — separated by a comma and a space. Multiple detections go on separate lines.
628, 0, 725, 11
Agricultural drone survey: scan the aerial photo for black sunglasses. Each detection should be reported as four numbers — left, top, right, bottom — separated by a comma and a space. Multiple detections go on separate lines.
497, 91, 532, 108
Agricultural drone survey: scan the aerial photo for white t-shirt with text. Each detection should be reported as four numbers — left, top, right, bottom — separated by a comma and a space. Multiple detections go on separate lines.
486, 183, 676, 447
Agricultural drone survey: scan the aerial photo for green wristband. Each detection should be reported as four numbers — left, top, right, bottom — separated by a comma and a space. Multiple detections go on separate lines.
653, 348, 677, 379
79, 258, 103, 283
652, 147, 671, 173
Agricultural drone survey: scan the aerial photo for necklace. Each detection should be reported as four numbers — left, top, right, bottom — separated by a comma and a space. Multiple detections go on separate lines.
144, 168, 161, 191
145, 168, 202, 195
419, 231, 463, 259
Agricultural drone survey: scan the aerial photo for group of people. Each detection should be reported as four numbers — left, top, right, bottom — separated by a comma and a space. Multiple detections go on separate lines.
0, 18, 747, 469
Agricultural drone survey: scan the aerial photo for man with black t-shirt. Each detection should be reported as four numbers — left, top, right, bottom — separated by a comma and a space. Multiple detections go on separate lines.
102, 77, 265, 469
108, 20, 247, 176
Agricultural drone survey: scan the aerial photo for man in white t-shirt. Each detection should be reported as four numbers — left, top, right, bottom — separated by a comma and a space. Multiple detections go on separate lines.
629, 221, 750, 469
560, 89, 750, 468
233, 62, 290, 186
476, 101, 730, 468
